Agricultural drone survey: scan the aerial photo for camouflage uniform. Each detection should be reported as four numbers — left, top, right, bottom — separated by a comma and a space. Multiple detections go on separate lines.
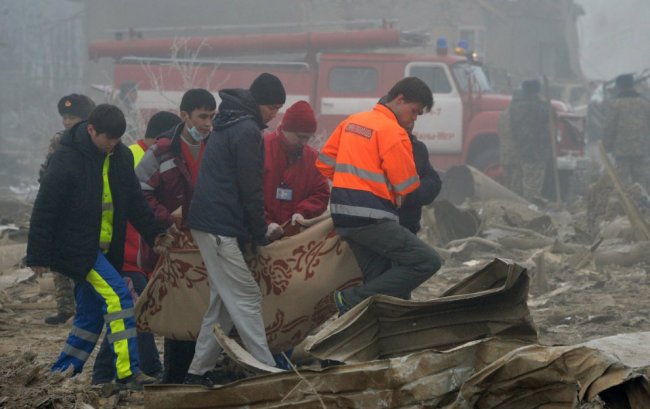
603, 90, 650, 189
498, 107, 523, 195
40, 131, 75, 318
509, 94, 553, 201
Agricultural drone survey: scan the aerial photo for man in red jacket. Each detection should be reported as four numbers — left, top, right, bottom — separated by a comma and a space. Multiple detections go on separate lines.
263, 100, 330, 236
135, 89, 216, 384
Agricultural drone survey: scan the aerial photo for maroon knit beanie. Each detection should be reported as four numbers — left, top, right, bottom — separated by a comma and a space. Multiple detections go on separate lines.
281, 100, 317, 133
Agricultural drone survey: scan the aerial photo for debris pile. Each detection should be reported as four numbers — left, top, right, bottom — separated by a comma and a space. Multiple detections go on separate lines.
1, 165, 650, 408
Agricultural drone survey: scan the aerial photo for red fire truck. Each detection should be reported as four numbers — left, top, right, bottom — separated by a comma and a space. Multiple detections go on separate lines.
89, 27, 585, 177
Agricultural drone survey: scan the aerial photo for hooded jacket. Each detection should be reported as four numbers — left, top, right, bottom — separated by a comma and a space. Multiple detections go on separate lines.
26, 121, 164, 281
187, 89, 269, 244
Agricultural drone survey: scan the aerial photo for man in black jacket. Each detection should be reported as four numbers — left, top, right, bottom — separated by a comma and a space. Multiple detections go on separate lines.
26, 104, 171, 389
184, 73, 286, 386
399, 128, 442, 234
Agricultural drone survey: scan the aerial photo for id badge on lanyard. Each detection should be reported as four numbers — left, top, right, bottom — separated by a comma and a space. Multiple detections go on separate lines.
276, 182, 293, 201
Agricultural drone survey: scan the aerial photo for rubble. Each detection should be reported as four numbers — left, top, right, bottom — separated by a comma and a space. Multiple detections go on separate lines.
2, 165, 650, 408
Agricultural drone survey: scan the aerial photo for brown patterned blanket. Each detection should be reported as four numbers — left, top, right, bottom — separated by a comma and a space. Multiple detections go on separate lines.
135, 217, 362, 353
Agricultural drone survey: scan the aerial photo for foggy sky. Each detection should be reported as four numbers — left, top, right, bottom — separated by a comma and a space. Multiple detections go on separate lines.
576, 0, 650, 80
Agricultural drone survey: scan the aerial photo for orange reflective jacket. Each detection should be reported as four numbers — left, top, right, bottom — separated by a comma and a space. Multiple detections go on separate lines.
316, 103, 420, 227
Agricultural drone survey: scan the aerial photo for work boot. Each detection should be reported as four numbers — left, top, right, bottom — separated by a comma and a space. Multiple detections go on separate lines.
45, 312, 73, 325
183, 372, 214, 387
92, 382, 126, 398
333, 291, 350, 316
117, 371, 158, 391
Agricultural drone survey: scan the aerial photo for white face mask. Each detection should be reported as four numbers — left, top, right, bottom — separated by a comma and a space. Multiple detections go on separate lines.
187, 126, 204, 142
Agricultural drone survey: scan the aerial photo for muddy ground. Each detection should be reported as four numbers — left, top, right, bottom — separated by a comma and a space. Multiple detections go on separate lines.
1, 183, 650, 408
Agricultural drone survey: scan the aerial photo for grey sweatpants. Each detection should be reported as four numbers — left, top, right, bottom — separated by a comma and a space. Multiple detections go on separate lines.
188, 230, 275, 376
337, 219, 442, 307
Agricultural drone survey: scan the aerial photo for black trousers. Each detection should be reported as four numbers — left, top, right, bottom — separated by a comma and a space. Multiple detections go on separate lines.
162, 339, 196, 384
337, 219, 442, 306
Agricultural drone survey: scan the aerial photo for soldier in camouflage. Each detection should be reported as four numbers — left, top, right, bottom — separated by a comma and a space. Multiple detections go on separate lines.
509, 79, 553, 201
499, 88, 523, 196
40, 94, 95, 325
603, 73, 650, 190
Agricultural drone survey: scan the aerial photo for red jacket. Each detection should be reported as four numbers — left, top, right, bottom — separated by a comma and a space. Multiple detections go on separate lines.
263, 130, 330, 225
122, 140, 149, 274
135, 124, 202, 273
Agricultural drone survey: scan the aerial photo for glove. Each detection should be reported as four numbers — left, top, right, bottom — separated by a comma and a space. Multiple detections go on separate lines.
291, 213, 305, 226
266, 223, 284, 241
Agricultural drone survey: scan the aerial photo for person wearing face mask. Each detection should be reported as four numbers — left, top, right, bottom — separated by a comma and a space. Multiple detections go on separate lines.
134, 89, 216, 384
136, 89, 216, 275
263, 100, 330, 236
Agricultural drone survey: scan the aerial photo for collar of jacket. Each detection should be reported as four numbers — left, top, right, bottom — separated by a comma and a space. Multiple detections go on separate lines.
169, 122, 186, 154
61, 120, 110, 162
374, 102, 400, 124
214, 88, 265, 131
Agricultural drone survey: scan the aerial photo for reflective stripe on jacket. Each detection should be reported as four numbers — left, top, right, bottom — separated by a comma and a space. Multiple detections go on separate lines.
316, 103, 420, 227
100, 155, 114, 251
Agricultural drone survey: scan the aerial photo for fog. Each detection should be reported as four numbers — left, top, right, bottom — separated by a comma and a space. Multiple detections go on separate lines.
0, 0, 647, 187
576, 0, 650, 79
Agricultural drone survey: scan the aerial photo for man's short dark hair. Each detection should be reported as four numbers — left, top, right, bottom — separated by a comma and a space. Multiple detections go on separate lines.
88, 104, 126, 139
386, 77, 434, 112
180, 89, 216, 115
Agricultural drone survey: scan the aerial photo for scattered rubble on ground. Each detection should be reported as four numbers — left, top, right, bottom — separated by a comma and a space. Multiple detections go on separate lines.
2, 165, 650, 408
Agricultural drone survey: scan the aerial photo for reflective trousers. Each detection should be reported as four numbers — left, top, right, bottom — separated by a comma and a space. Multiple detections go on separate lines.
92, 271, 161, 384
52, 251, 140, 380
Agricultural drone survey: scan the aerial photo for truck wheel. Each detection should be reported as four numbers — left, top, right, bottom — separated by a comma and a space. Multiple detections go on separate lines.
469, 147, 502, 180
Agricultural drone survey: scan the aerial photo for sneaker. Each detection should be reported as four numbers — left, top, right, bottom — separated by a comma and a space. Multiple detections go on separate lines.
273, 348, 293, 370
118, 372, 158, 391
45, 312, 73, 325
183, 372, 214, 387
333, 291, 350, 316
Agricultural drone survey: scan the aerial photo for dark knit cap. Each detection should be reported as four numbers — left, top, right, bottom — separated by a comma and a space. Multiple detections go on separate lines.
615, 73, 634, 89
281, 100, 317, 133
144, 111, 182, 139
522, 79, 541, 95
57, 94, 96, 119
249, 73, 286, 106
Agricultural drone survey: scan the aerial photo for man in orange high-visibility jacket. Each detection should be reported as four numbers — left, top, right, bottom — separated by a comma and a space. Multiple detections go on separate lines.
316, 77, 443, 314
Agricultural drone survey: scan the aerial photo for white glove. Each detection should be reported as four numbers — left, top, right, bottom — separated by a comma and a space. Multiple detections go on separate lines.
266, 223, 284, 241
291, 213, 306, 226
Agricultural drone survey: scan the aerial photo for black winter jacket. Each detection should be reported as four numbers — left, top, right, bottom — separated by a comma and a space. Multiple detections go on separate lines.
26, 121, 164, 281
399, 134, 441, 233
187, 89, 269, 244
